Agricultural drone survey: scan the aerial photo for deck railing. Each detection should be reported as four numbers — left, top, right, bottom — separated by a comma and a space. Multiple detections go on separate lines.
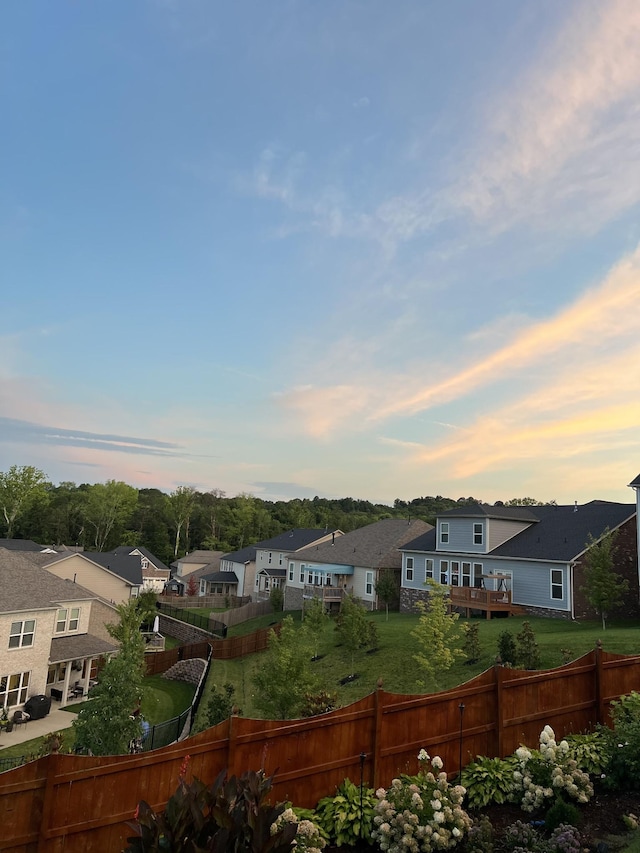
303, 584, 351, 602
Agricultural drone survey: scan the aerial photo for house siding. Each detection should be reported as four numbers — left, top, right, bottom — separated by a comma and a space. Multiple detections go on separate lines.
572, 516, 640, 620
487, 519, 532, 550
0, 608, 54, 707
46, 554, 132, 604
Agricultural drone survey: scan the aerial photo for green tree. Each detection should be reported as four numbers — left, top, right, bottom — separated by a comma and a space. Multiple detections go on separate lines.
335, 593, 375, 674
0, 464, 50, 538
463, 622, 481, 664
253, 616, 316, 719
205, 682, 236, 727
169, 485, 196, 557
269, 585, 284, 613
497, 629, 517, 665
580, 530, 629, 630
516, 620, 541, 669
73, 599, 146, 755
83, 480, 138, 551
302, 596, 330, 659
375, 570, 398, 620
411, 580, 465, 689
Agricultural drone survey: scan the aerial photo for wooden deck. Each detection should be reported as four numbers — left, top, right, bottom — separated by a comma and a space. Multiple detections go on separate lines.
448, 586, 522, 618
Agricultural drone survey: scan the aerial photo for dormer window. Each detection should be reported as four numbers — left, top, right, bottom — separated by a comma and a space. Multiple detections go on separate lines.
440, 522, 449, 545
473, 523, 483, 546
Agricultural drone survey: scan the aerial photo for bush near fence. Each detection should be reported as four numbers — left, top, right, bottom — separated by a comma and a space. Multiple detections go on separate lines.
2, 644, 640, 852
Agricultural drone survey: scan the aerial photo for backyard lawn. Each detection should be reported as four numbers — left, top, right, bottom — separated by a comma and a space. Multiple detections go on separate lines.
195, 611, 640, 725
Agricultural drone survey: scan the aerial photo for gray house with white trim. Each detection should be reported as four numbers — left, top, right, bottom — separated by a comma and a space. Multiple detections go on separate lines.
400, 500, 638, 620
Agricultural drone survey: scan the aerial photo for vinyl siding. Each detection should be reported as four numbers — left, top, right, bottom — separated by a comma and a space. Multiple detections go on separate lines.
482, 558, 570, 611
487, 519, 533, 550
46, 554, 132, 604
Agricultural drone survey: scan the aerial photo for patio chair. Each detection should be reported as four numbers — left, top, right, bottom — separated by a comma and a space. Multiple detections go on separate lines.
12, 710, 29, 729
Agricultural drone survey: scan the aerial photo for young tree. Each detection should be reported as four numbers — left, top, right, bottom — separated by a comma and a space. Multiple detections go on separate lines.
253, 616, 316, 719
186, 574, 199, 596
269, 585, 284, 613
580, 530, 629, 630
463, 622, 481, 664
205, 682, 236, 727
0, 465, 50, 538
516, 621, 541, 669
375, 570, 398, 620
73, 599, 146, 755
302, 596, 330, 659
411, 580, 465, 689
497, 630, 517, 666
335, 593, 375, 675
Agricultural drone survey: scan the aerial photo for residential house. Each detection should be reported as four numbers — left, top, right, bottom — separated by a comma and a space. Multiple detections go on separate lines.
284, 518, 432, 612
400, 500, 638, 620
107, 546, 170, 593
43, 550, 148, 604
0, 550, 118, 710
222, 529, 342, 601
170, 551, 225, 580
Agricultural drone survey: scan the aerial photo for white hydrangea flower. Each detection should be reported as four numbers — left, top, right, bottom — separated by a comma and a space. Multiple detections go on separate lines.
431, 755, 444, 770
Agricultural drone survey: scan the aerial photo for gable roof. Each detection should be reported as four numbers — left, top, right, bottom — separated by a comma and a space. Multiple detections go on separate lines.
108, 545, 169, 571
629, 473, 640, 488
200, 570, 239, 584
437, 502, 541, 522
402, 501, 635, 563
222, 529, 341, 565
0, 538, 49, 552
44, 551, 143, 586
0, 550, 96, 614
294, 518, 432, 569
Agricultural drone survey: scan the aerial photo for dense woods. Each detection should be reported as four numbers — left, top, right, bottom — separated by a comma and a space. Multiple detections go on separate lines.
0, 465, 495, 563
0, 465, 551, 564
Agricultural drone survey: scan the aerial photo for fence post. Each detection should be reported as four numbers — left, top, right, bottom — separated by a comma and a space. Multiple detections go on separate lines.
37, 752, 58, 852
494, 661, 505, 758
371, 679, 384, 791
595, 640, 604, 725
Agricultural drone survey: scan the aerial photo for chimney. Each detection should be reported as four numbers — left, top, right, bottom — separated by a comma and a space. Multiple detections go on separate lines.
332, 532, 335, 545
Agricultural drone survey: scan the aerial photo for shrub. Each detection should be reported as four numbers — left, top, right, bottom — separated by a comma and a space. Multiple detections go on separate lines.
461, 755, 518, 808
315, 778, 377, 847
205, 682, 236, 727
299, 690, 339, 718
271, 807, 326, 853
563, 732, 608, 776
125, 765, 297, 853
598, 690, 640, 791
465, 814, 494, 853
371, 749, 472, 853
464, 623, 481, 665
544, 797, 581, 832
501, 819, 541, 852
516, 622, 541, 670
497, 631, 517, 666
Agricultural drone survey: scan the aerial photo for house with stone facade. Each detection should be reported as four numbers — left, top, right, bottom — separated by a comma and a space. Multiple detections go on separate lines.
0, 549, 118, 711
400, 499, 638, 620
284, 518, 432, 612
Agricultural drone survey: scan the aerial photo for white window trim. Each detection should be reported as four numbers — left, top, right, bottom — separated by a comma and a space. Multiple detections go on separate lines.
425, 558, 434, 581
365, 571, 374, 596
473, 522, 483, 546
550, 568, 563, 601
440, 522, 449, 545
55, 607, 80, 634
288, 562, 294, 582
0, 671, 30, 708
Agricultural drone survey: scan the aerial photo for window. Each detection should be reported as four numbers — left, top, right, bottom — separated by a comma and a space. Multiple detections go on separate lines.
279, 553, 283, 565
425, 559, 434, 581
406, 556, 414, 581
268, 552, 272, 564
9, 620, 35, 649
461, 562, 471, 587
440, 522, 449, 544
300, 564, 305, 583
450, 561, 460, 586
365, 571, 374, 596
551, 569, 563, 600
55, 608, 80, 633
473, 523, 483, 546
289, 562, 294, 582
0, 672, 30, 707
307, 570, 313, 584
473, 563, 483, 586
440, 560, 449, 584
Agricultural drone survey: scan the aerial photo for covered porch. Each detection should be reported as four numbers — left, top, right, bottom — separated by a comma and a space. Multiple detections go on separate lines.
47, 634, 118, 703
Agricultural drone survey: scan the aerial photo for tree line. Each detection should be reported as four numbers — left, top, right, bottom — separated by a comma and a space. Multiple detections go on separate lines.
0, 464, 550, 564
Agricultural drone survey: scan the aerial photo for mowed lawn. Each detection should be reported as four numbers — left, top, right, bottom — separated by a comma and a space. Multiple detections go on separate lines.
196, 611, 640, 724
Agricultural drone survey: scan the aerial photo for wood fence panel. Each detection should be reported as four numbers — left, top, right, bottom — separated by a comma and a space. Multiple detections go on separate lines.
4, 648, 640, 851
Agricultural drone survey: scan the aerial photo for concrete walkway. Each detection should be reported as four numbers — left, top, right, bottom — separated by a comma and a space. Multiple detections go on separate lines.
0, 703, 80, 752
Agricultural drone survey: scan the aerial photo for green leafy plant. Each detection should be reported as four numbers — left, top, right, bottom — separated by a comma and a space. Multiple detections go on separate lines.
564, 731, 608, 775
125, 765, 297, 853
465, 814, 494, 853
315, 778, 377, 847
299, 690, 339, 718
271, 807, 327, 853
516, 621, 541, 670
464, 622, 481, 664
598, 690, 640, 791
544, 797, 581, 832
497, 630, 517, 666
205, 682, 236, 727
461, 755, 518, 808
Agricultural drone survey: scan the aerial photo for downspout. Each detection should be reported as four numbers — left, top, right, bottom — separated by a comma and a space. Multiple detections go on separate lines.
570, 562, 575, 621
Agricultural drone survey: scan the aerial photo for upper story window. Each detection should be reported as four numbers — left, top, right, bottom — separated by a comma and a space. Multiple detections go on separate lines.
9, 620, 35, 649
279, 553, 283, 565
473, 523, 483, 546
300, 564, 305, 583
288, 562, 294, 582
56, 608, 80, 633
268, 552, 272, 564
406, 556, 414, 581
440, 522, 449, 545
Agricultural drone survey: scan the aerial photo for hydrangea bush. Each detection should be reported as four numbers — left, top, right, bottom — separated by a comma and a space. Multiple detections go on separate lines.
271, 808, 326, 853
372, 749, 472, 853
512, 725, 593, 812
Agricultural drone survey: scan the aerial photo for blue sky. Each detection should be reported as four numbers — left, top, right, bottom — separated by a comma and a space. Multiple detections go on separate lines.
2, 0, 640, 505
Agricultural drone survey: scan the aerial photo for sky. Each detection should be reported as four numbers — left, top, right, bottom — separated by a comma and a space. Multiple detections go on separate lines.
2, 0, 640, 507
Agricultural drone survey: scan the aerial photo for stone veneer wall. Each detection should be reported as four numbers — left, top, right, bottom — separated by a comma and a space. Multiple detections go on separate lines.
157, 613, 214, 644
399, 586, 430, 614
284, 586, 304, 611
163, 658, 206, 685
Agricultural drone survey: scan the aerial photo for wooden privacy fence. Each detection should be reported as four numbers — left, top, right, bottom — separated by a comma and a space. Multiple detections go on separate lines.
2, 646, 639, 853
145, 624, 278, 674
145, 640, 212, 676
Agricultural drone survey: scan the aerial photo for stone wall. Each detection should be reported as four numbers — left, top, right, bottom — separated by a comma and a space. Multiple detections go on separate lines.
284, 586, 304, 611
157, 613, 213, 645
399, 586, 430, 613
163, 658, 206, 685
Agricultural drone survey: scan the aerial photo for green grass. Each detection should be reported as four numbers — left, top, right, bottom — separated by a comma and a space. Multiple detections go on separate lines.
0, 676, 195, 761
195, 611, 640, 724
